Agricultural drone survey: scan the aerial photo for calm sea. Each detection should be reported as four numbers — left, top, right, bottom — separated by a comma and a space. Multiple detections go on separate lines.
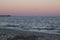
0, 16, 60, 40
0, 16, 60, 33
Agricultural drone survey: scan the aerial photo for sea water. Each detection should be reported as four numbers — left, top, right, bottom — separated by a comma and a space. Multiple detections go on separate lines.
0, 16, 60, 33
0, 16, 60, 40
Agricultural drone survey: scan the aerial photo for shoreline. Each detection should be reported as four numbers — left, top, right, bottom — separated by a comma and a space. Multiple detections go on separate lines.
0, 28, 60, 40
0, 15, 11, 17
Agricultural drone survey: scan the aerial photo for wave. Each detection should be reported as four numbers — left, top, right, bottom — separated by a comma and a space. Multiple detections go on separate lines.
0, 22, 19, 27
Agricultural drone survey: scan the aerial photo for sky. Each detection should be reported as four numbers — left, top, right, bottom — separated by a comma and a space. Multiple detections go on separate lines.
0, 0, 60, 16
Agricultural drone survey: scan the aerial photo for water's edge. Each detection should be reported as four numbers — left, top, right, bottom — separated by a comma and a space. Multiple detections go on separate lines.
0, 28, 60, 40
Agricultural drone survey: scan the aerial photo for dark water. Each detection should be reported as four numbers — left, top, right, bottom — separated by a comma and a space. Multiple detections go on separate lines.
0, 16, 60, 40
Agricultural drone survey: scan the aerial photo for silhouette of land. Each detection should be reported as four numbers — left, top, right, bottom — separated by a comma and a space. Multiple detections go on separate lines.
0, 15, 11, 17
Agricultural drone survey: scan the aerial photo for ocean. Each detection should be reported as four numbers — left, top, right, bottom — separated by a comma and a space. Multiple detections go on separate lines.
0, 16, 60, 40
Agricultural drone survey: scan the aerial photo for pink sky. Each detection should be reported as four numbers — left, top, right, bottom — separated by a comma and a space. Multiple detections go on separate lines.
0, 0, 60, 16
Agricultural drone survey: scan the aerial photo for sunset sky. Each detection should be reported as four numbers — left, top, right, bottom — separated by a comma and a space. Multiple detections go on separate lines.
0, 0, 60, 16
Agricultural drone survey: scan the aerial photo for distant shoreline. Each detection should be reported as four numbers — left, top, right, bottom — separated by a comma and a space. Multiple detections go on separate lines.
0, 15, 11, 17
